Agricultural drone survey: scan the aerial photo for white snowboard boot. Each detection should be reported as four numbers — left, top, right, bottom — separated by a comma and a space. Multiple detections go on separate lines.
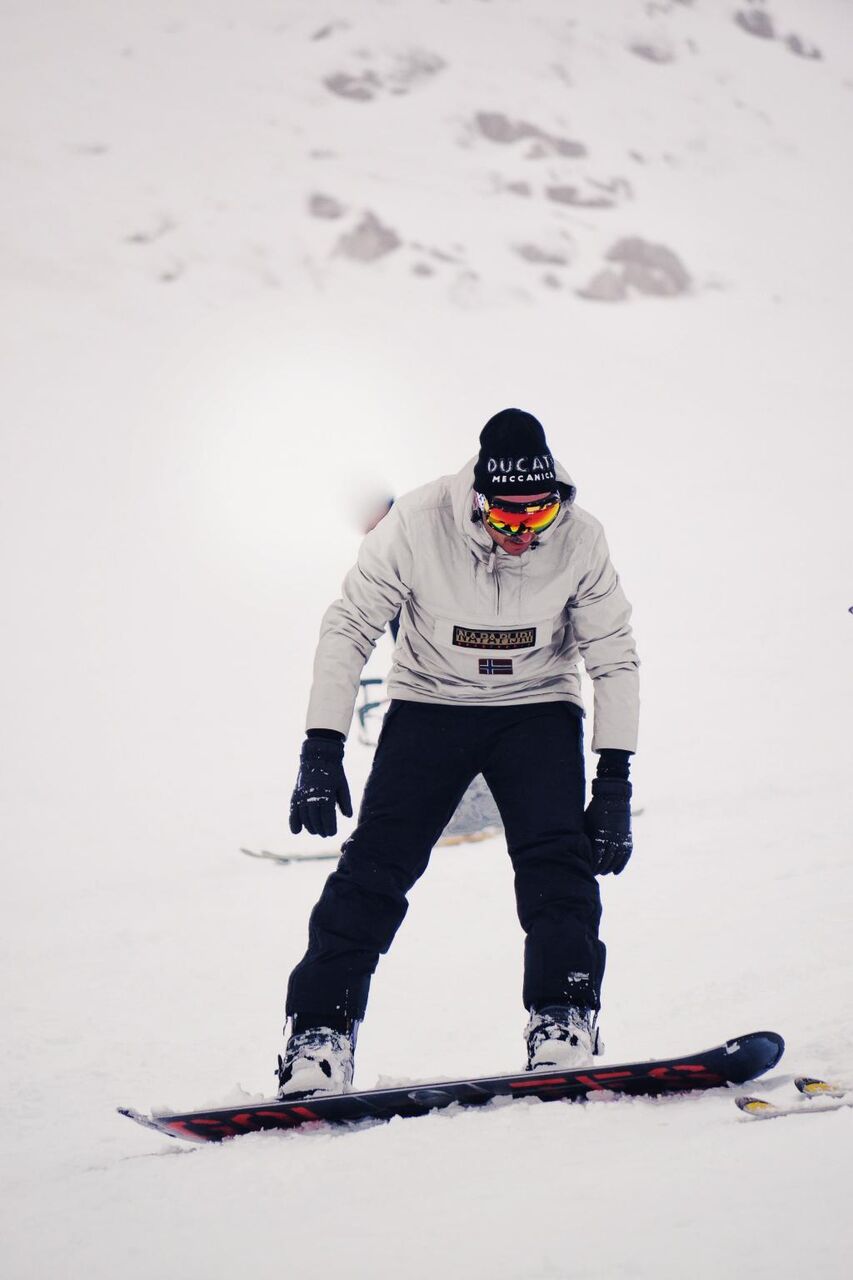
277, 1024, 357, 1097
525, 1005, 602, 1072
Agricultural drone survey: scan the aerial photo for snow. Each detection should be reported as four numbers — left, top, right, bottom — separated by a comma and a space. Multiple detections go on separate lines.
2, 1, 852, 1277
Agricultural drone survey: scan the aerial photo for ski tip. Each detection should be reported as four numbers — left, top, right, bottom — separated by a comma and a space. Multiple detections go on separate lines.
118, 1106, 149, 1122
795, 1076, 847, 1099
735, 1095, 778, 1117
118, 1106, 144, 1124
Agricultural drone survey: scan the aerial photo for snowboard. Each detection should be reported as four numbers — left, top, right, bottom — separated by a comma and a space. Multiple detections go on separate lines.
119, 1029, 783, 1144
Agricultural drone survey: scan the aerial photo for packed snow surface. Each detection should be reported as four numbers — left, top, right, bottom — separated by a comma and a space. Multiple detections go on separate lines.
2, 2, 852, 1277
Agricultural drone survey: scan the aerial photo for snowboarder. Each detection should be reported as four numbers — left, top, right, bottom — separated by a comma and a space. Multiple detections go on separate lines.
280, 408, 639, 1095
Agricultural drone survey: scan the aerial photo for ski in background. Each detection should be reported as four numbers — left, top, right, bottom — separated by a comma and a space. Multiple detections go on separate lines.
736, 1075, 851, 1120
438, 771, 503, 845
119, 1030, 784, 1144
241, 846, 340, 866
355, 675, 388, 748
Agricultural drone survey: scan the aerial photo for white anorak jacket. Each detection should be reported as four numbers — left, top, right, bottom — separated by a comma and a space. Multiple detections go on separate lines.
306, 458, 639, 752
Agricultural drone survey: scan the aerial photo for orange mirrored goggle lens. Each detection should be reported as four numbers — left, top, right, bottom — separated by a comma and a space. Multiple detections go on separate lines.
484, 497, 561, 535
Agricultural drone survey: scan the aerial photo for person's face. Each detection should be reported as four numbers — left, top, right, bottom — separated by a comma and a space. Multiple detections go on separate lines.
480, 492, 555, 557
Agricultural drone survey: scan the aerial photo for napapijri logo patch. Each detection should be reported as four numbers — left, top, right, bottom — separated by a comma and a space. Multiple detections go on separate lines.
453, 625, 536, 650
479, 659, 514, 675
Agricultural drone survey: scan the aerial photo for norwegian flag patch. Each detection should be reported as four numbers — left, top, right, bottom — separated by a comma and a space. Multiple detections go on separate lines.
479, 658, 513, 675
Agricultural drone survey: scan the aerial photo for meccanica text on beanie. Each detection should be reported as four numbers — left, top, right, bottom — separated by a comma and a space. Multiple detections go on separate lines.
473, 408, 557, 496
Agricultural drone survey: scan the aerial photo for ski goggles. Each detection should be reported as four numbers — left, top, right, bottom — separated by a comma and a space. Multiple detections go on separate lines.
477, 492, 562, 537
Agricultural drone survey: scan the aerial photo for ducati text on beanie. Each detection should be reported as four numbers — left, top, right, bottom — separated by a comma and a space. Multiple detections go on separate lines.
473, 408, 558, 496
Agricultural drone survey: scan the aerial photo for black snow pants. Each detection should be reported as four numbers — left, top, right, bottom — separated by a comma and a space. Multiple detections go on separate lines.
285, 699, 605, 1029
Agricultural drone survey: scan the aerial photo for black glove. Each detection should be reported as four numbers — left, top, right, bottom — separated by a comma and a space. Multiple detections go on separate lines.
584, 777, 633, 875
289, 735, 352, 838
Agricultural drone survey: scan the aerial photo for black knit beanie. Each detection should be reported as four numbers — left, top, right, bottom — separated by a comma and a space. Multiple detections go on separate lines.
473, 408, 558, 498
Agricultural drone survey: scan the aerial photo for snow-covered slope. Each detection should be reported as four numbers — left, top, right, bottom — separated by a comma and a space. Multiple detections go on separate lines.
4, 0, 851, 305
1, 2, 852, 1278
